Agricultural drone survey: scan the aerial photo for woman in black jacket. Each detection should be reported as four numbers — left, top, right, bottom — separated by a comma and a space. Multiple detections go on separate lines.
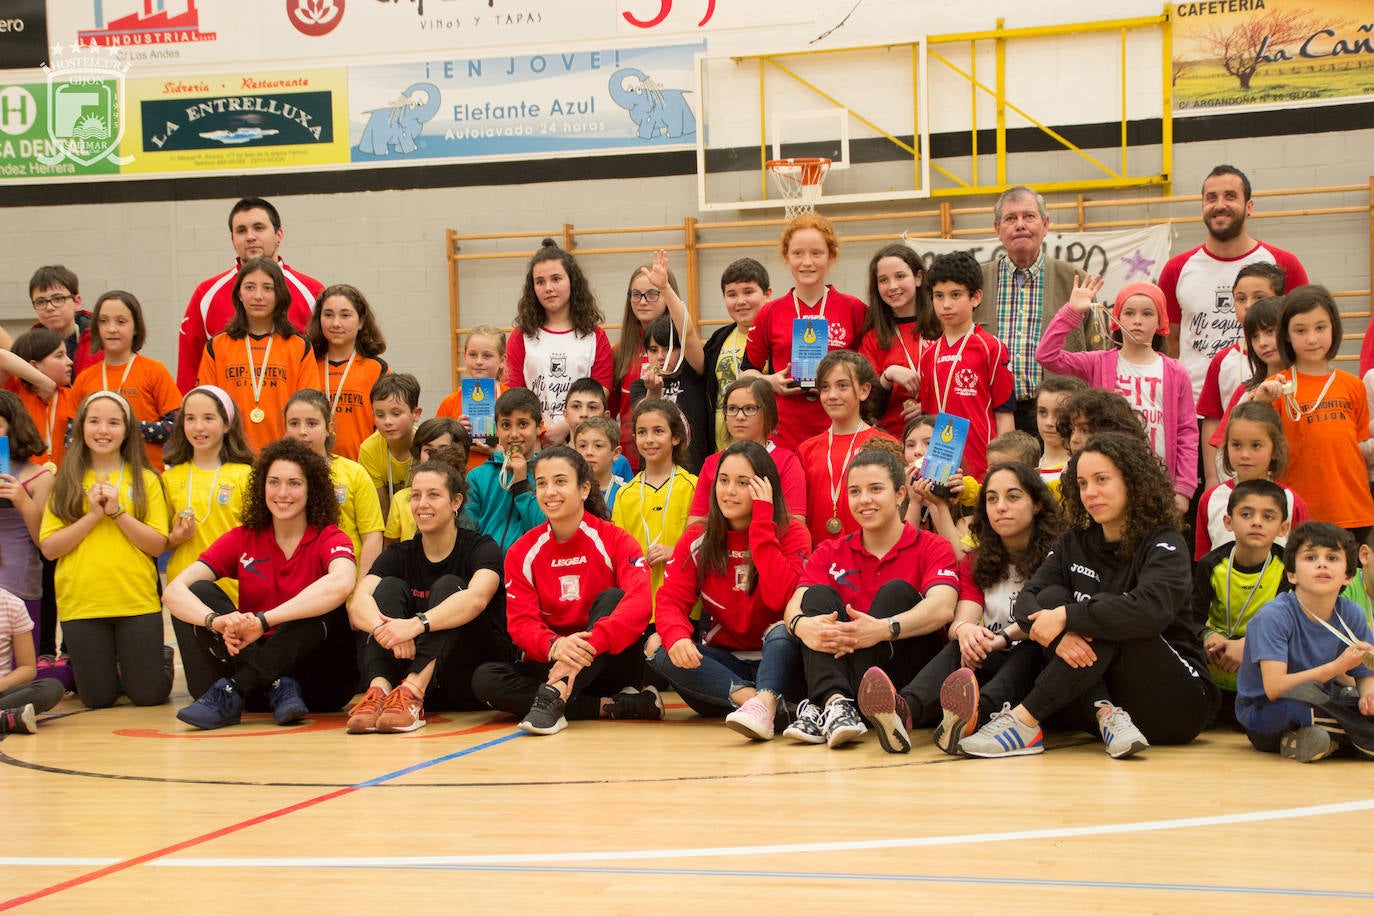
945, 432, 1219, 759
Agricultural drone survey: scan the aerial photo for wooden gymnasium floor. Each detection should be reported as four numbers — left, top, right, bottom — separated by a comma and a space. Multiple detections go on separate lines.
1, 662, 1371, 914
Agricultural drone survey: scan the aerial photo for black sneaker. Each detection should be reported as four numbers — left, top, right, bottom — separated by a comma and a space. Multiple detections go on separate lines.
605, 686, 664, 721
518, 683, 568, 735
269, 676, 309, 726
176, 678, 244, 730
822, 697, 868, 748
0, 703, 37, 735
782, 700, 826, 744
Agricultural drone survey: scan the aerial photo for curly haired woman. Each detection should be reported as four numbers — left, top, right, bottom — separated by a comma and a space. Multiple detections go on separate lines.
943, 432, 1220, 759
165, 438, 359, 730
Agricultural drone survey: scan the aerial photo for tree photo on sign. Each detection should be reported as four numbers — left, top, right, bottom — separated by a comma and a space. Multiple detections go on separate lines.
1172, 0, 1373, 113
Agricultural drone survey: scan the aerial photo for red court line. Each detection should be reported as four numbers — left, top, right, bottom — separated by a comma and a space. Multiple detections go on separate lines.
0, 786, 356, 911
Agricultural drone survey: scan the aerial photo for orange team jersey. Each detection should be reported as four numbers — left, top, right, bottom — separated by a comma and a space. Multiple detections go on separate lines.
436, 382, 505, 472
1270, 368, 1374, 529
70, 355, 181, 471
318, 353, 388, 462
5, 379, 72, 469
199, 332, 320, 452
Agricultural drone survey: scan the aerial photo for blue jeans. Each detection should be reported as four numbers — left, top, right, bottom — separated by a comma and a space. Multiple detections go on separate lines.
647, 623, 801, 718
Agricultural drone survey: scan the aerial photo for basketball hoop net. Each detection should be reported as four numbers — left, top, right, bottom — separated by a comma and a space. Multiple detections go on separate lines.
767, 157, 831, 219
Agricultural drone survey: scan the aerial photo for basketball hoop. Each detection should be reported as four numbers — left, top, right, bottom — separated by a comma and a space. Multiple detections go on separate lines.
767, 157, 831, 219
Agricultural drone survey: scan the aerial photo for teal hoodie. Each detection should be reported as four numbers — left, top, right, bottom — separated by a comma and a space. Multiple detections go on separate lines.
464, 451, 545, 551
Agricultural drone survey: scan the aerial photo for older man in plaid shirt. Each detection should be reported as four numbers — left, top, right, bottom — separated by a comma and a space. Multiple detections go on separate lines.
972, 186, 1105, 434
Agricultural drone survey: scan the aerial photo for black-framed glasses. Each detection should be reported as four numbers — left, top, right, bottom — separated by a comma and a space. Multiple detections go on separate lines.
724, 404, 762, 418
629, 289, 662, 304
32, 293, 73, 311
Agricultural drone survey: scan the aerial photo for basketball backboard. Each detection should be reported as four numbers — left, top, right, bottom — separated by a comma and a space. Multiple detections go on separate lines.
695, 39, 930, 213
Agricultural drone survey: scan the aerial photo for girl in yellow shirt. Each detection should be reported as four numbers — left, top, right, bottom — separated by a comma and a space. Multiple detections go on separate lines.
39, 391, 170, 709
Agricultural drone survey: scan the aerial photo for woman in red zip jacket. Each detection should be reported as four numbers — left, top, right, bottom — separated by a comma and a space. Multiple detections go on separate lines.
649, 440, 811, 741
472, 445, 660, 735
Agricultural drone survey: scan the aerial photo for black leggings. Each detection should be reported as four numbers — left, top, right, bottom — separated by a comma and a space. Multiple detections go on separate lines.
0, 677, 65, 714
471, 589, 645, 720
1020, 633, 1220, 745
38, 557, 57, 657
364, 575, 513, 711
792, 582, 945, 705
900, 639, 1045, 727
170, 581, 357, 712
62, 612, 171, 709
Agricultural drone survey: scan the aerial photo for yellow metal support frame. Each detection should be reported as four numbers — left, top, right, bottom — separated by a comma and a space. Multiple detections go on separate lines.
729, 9, 1173, 202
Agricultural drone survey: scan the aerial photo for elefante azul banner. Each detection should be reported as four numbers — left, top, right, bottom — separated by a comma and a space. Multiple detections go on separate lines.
348, 41, 703, 162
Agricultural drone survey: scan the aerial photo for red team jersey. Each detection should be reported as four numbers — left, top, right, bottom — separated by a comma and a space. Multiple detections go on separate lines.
796, 426, 898, 544
742, 287, 867, 452
655, 504, 811, 652
504, 512, 652, 662
199, 524, 356, 616
858, 320, 929, 439
800, 523, 959, 611
914, 326, 1014, 481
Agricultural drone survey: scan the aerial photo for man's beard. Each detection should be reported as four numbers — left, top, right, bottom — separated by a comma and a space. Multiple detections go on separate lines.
1206, 208, 1246, 243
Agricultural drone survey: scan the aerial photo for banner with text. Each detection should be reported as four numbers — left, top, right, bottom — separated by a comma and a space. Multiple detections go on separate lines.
42, 1, 805, 71
348, 42, 703, 162
121, 68, 350, 174
1172, 0, 1374, 114
904, 225, 1175, 306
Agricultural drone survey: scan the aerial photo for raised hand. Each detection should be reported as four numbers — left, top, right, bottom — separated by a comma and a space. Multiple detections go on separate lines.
1067, 274, 1105, 313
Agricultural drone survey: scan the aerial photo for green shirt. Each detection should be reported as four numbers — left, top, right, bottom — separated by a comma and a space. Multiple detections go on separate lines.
1339, 569, 1374, 630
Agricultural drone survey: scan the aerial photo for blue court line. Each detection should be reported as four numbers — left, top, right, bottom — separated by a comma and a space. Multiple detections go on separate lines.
307, 863, 1374, 899
351, 731, 525, 787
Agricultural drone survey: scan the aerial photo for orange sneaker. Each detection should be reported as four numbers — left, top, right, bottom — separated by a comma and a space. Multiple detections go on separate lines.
346, 685, 387, 734
376, 683, 426, 733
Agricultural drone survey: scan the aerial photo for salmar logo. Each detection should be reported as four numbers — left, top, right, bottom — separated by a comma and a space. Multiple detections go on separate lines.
39, 41, 133, 168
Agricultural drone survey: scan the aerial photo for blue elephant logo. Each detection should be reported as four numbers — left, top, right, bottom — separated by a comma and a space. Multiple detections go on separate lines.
609, 68, 695, 140
357, 82, 440, 155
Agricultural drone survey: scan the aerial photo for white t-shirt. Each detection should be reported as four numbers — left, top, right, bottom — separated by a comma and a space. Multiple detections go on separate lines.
1158, 241, 1307, 399
980, 572, 1025, 635
1116, 354, 1166, 462
515, 328, 603, 428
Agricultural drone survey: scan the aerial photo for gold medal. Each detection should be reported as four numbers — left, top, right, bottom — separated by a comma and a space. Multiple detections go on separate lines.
243, 336, 273, 429
903, 398, 919, 414
826, 517, 842, 535
1364, 651, 1374, 670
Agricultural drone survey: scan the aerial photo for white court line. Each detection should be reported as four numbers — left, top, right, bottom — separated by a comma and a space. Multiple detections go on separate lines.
5, 797, 1373, 869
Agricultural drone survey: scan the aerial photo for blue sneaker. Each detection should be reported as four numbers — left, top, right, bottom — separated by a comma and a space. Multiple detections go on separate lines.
177, 678, 244, 730
960, 702, 1044, 758
269, 676, 309, 726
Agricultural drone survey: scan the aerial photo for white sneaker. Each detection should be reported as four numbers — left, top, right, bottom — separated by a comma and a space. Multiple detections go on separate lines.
1095, 701, 1149, 759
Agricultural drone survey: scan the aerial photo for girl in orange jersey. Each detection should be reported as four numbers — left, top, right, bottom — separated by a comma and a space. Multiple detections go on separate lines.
198, 257, 320, 451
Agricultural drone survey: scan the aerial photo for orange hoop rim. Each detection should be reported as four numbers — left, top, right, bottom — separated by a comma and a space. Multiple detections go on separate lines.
766, 157, 832, 185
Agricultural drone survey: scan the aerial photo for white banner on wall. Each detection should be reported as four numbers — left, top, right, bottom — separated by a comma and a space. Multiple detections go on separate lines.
904, 224, 1174, 305
43, 0, 816, 70
348, 42, 703, 163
